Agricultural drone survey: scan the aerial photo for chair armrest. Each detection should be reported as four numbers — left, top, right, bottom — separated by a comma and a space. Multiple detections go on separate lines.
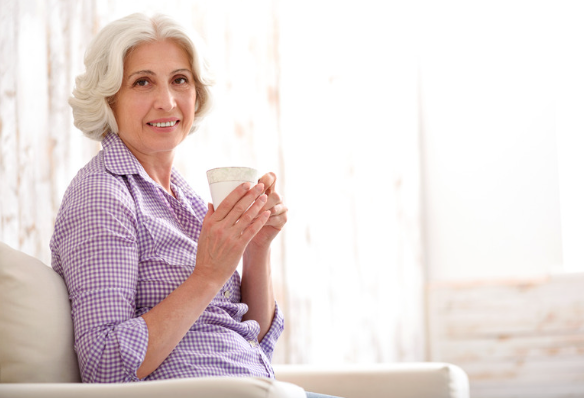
274, 363, 469, 398
0, 376, 306, 398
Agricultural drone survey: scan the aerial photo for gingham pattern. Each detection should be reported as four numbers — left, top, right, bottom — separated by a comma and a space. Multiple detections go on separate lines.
50, 132, 284, 383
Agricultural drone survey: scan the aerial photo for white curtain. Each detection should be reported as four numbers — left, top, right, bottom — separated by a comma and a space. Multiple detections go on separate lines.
0, 0, 425, 364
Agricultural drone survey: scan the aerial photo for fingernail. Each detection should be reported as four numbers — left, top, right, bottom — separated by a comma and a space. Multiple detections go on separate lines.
260, 194, 268, 202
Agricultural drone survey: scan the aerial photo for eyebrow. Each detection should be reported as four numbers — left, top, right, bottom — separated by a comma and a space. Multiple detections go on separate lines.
127, 68, 193, 79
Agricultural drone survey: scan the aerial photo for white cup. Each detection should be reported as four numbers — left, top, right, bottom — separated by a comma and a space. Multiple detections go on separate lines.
207, 167, 258, 209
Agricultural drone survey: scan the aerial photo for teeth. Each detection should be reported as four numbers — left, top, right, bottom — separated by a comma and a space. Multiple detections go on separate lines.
149, 121, 177, 127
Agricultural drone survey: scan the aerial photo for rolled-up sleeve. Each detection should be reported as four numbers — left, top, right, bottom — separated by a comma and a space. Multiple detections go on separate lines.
259, 302, 284, 362
51, 173, 147, 383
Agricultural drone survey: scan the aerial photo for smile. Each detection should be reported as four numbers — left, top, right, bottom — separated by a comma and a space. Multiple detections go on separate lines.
148, 121, 178, 127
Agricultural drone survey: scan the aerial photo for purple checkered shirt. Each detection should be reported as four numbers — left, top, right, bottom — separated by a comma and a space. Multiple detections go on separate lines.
50, 132, 284, 383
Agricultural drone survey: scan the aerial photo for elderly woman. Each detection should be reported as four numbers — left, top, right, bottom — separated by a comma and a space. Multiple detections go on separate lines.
50, 13, 288, 384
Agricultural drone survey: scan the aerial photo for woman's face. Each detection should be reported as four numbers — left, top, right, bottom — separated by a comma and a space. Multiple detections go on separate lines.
112, 39, 196, 162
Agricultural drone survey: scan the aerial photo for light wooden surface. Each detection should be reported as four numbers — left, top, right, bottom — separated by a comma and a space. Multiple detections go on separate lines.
0, 0, 101, 262
0, 0, 424, 365
428, 274, 584, 398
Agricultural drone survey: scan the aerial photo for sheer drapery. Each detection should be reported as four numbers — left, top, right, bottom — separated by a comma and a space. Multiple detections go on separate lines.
0, 0, 424, 364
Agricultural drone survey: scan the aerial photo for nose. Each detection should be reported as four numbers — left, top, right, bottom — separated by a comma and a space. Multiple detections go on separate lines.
154, 83, 176, 112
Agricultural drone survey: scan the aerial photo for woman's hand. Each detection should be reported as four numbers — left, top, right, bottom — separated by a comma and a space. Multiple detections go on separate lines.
193, 182, 271, 286
248, 172, 288, 251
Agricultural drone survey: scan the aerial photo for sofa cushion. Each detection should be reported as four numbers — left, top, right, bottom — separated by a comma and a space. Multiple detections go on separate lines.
0, 242, 80, 382
274, 363, 470, 398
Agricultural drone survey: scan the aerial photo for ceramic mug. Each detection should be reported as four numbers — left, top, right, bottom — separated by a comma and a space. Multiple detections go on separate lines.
206, 167, 258, 209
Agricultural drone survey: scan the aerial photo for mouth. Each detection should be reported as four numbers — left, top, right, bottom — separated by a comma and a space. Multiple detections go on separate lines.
147, 120, 179, 128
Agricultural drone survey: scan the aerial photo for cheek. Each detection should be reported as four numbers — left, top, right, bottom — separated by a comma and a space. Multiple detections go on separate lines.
183, 96, 197, 119
115, 95, 137, 124
125, 100, 150, 125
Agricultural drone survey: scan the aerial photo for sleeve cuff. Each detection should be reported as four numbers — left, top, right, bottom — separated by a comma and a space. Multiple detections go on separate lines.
116, 316, 149, 381
259, 301, 284, 361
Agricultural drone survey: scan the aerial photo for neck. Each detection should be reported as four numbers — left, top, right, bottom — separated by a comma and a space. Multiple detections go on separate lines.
141, 158, 175, 197
116, 135, 177, 197
132, 149, 175, 197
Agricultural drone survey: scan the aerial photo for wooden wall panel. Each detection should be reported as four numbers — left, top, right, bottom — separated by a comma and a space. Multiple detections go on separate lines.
17, 0, 50, 259
0, 0, 19, 250
0, 0, 100, 264
428, 275, 584, 398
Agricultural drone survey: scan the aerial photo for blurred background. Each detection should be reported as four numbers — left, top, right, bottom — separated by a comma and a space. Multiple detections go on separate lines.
1, 0, 584, 396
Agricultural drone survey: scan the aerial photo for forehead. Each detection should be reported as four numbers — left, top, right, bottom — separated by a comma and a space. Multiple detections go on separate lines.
124, 39, 192, 75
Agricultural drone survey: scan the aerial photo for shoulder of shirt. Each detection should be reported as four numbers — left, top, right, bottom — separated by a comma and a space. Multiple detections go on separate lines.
59, 151, 135, 213
51, 151, 138, 251
58, 133, 143, 210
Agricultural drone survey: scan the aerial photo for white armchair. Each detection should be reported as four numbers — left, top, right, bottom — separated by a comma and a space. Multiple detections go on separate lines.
0, 241, 469, 398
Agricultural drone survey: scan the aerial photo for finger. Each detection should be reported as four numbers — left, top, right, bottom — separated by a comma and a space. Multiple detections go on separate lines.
212, 182, 253, 221
234, 193, 268, 235
269, 203, 286, 216
265, 207, 288, 227
201, 203, 216, 227
259, 191, 282, 214
204, 203, 216, 225
241, 210, 271, 242
258, 172, 276, 195
223, 183, 265, 226
252, 215, 287, 243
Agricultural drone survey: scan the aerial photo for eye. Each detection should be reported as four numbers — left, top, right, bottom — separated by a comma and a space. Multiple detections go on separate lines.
133, 78, 150, 87
174, 76, 188, 85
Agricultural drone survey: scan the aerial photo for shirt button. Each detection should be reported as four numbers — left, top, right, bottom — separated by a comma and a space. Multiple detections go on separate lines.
223, 290, 231, 298
249, 340, 259, 347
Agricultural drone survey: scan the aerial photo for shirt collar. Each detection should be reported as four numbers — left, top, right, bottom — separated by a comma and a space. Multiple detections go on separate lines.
102, 132, 145, 177
101, 132, 200, 202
